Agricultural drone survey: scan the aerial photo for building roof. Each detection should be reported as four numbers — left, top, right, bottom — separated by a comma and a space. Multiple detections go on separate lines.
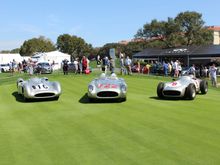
133, 45, 220, 58
207, 26, 220, 31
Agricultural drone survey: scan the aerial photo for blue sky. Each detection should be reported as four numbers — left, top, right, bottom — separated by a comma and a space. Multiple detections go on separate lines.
0, 0, 219, 50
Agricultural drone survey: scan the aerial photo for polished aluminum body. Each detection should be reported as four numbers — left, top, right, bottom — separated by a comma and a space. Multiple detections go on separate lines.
17, 77, 61, 100
88, 73, 127, 100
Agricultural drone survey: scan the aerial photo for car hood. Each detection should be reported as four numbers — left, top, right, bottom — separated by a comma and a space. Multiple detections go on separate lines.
27, 78, 49, 85
94, 78, 122, 89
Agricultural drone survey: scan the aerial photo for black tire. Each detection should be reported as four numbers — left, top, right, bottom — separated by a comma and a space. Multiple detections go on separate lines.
157, 82, 164, 98
23, 95, 29, 102
120, 97, 127, 102
200, 80, 208, 94
185, 84, 196, 100
54, 96, 59, 100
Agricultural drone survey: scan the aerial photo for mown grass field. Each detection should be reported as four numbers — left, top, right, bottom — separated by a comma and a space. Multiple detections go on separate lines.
0, 72, 220, 165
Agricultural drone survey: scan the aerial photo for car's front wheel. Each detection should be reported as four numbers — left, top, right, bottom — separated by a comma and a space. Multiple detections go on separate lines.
157, 82, 164, 98
185, 84, 196, 100
54, 96, 59, 100
120, 97, 127, 102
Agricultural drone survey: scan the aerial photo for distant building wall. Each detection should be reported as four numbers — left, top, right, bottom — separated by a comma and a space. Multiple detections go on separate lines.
213, 31, 220, 45
207, 26, 220, 45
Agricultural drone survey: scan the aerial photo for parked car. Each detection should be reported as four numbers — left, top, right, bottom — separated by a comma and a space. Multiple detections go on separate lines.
157, 75, 208, 100
87, 73, 127, 102
0, 63, 10, 72
34, 62, 53, 74
68, 62, 76, 72
17, 77, 61, 101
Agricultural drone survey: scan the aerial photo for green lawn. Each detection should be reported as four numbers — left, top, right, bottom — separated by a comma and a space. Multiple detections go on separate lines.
0, 72, 220, 165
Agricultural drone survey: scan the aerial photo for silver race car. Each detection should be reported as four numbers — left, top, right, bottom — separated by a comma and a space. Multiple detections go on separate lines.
157, 75, 208, 100
87, 73, 127, 101
17, 77, 61, 101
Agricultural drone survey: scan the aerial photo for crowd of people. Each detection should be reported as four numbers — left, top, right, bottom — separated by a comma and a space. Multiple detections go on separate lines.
0, 59, 37, 76
95, 54, 219, 87
0, 54, 218, 87
62, 55, 90, 75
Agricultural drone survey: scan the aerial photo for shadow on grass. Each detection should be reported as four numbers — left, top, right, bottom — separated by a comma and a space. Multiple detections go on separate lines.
149, 96, 188, 101
79, 93, 125, 104
12, 92, 59, 103
12, 92, 26, 103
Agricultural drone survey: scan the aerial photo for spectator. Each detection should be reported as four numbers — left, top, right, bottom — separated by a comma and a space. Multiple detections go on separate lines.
73, 58, 79, 74
174, 60, 179, 77
209, 64, 218, 87
137, 60, 141, 74
203, 66, 208, 77
146, 63, 151, 75
189, 64, 196, 76
96, 55, 101, 71
82, 56, 88, 73
119, 57, 125, 75
102, 56, 109, 74
109, 57, 115, 74
63, 60, 69, 75
125, 56, 132, 75
163, 61, 169, 76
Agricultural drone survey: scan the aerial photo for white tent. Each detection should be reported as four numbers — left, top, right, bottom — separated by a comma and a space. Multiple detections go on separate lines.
0, 53, 23, 64
0, 51, 71, 70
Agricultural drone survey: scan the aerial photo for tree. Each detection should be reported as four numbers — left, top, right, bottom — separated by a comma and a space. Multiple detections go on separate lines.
19, 36, 56, 56
56, 34, 94, 59
97, 43, 125, 59
135, 11, 213, 48
10, 48, 20, 53
175, 11, 212, 45
0, 50, 11, 53
135, 18, 181, 48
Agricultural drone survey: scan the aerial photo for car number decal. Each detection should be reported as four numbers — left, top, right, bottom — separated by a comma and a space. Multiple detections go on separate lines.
98, 84, 118, 89
168, 81, 181, 87
171, 82, 177, 86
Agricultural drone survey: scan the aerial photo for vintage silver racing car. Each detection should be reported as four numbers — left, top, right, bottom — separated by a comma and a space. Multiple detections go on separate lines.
157, 75, 208, 100
17, 77, 61, 101
87, 73, 127, 101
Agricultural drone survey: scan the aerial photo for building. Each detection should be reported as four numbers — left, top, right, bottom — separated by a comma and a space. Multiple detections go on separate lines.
207, 26, 220, 45
133, 45, 220, 67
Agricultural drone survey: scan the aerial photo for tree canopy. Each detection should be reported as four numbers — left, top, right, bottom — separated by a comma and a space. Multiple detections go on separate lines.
135, 11, 213, 48
19, 36, 56, 56
56, 34, 93, 59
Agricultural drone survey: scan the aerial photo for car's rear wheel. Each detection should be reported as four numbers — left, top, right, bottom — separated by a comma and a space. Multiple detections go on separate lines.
200, 80, 208, 94
157, 82, 164, 98
185, 84, 196, 100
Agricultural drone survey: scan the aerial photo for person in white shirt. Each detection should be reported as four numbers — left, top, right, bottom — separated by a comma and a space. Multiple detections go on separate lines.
209, 64, 218, 87
73, 59, 79, 74
125, 56, 132, 75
